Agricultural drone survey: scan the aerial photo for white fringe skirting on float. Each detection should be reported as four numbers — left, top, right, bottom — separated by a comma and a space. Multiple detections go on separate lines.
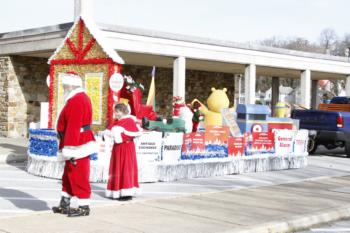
26, 152, 307, 183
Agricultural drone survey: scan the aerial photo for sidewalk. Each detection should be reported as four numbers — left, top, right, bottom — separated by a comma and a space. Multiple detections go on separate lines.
0, 137, 28, 163
0, 175, 349, 233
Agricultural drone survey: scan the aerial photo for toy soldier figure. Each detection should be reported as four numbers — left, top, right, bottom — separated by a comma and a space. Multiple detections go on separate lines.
52, 71, 97, 217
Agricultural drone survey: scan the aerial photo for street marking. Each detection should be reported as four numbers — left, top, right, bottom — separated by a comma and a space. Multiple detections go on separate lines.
0, 186, 193, 196
0, 209, 33, 213
148, 183, 247, 188
210, 177, 274, 184
0, 165, 26, 169
0, 178, 59, 183
0, 197, 111, 203
311, 228, 350, 232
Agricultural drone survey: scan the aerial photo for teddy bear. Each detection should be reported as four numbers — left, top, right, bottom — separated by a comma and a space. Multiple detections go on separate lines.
192, 87, 230, 127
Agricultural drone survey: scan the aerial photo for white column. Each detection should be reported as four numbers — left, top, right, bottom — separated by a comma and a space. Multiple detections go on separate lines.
311, 80, 318, 109
74, 0, 93, 18
244, 64, 256, 104
300, 69, 311, 109
173, 56, 186, 100
346, 75, 350, 96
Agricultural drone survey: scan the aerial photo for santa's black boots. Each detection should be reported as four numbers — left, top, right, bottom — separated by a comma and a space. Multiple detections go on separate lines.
118, 196, 133, 201
68, 205, 90, 217
52, 196, 70, 214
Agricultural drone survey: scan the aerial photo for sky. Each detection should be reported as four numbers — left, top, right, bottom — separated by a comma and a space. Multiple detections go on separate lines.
0, 0, 349, 43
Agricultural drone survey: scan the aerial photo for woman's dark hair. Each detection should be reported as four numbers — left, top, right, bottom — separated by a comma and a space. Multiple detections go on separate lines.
114, 103, 129, 114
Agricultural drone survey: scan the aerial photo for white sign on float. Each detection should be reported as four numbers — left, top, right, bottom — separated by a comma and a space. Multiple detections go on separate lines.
109, 73, 124, 92
162, 132, 184, 163
135, 131, 163, 162
293, 129, 309, 154
274, 129, 295, 155
40, 102, 49, 128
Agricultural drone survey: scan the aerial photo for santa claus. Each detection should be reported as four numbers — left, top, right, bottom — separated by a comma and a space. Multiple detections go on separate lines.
52, 71, 97, 217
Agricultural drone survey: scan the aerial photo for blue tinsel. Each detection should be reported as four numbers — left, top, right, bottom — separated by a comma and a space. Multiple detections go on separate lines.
29, 128, 58, 137
29, 129, 58, 157
181, 144, 229, 160
29, 128, 98, 161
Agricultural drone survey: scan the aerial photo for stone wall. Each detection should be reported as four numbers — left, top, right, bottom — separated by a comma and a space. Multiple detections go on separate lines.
0, 57, 10, 137
122, 65, 235, 117
0, 56, 48, 138
0, 59, 234, 137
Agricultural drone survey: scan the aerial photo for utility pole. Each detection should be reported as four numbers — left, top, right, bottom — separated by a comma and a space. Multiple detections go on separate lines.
74, 0, 93, 18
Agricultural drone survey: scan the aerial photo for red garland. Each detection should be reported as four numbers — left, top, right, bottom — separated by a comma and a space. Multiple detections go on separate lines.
81, 38, 96, 59
49, 18, 121, 129
117, 64, 122, 73
51, 58, 114, 65
107, 63, 115, 127
48, 65, 55, 128
78, 20, 84, 57
66, 38, 79, 58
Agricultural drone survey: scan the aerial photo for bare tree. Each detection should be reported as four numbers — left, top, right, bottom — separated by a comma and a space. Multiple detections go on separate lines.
319, 28, 338, 54
256, 29, 349, 99
258, 36, 321, 53
333, 33, 350, 56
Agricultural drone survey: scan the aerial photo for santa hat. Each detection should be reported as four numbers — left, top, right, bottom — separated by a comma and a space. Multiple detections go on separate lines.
62, 71, 82, 87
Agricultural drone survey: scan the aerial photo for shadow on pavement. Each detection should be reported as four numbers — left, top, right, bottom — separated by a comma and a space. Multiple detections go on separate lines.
311, 146, 349, 158
91, 184, 107, 198
0, 142, 27, 166
0, 187, 50, 211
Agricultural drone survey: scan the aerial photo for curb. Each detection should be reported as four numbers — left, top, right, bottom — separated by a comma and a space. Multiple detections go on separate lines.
233, 205, 350, 233
0, 153, 27, 164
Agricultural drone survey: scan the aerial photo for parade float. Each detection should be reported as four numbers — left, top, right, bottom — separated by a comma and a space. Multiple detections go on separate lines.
27, 15, 309, 183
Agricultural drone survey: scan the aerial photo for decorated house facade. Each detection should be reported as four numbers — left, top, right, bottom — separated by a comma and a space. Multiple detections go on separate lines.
47, 16, 124, 131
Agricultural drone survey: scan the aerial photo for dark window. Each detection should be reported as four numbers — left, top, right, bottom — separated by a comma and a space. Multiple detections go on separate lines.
248, 114, 266, 120
237, 113, 246, 119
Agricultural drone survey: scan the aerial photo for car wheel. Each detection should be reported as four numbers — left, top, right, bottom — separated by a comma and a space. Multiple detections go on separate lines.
307, 137, 317, 154
345, 142, 350, 158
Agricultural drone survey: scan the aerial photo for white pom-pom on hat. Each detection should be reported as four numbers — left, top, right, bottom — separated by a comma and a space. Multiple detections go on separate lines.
62, 71, 82, 87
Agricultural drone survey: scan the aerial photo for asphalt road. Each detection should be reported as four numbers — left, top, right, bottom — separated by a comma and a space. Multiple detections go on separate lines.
298, 219, 350, 233
294, 146, 350, 233
1, 150, 350, 219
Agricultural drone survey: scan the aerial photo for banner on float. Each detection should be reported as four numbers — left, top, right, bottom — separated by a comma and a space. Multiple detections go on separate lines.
181, 132, 206, 160
162, 132, 183, 163
293, 129, 309, 154
252, 132, 274, 151
274, 130, 295, 155
205, 125, 230, 144
182, 132, 205, 153
205, 125, 229, 158
135, 131, 163, 162
268, 121, 294, 135
228, 136, 245, 156
245, 132, 274, 155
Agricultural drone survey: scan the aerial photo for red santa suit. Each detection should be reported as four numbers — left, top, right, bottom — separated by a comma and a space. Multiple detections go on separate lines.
56, 87, 97, 206
106, 115, 142, 199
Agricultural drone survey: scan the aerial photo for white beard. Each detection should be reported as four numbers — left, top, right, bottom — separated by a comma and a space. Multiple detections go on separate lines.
63, 90, 71, 102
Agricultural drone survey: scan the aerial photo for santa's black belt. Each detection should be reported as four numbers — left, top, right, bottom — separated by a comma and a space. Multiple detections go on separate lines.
80, 125, 91, 132
57, 125, 91, 140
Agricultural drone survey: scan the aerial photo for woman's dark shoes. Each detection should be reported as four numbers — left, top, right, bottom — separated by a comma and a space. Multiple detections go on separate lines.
67, 205, 90, 217
52, 206, 70, 214
52, 196, 70, 214
118, 196, 132, 201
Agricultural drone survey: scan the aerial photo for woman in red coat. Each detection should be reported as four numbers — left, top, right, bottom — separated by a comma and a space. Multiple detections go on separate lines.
106, 103, 142, 201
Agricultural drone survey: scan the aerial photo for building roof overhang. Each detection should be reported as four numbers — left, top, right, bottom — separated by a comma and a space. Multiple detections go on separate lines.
0, 22, 349, 80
